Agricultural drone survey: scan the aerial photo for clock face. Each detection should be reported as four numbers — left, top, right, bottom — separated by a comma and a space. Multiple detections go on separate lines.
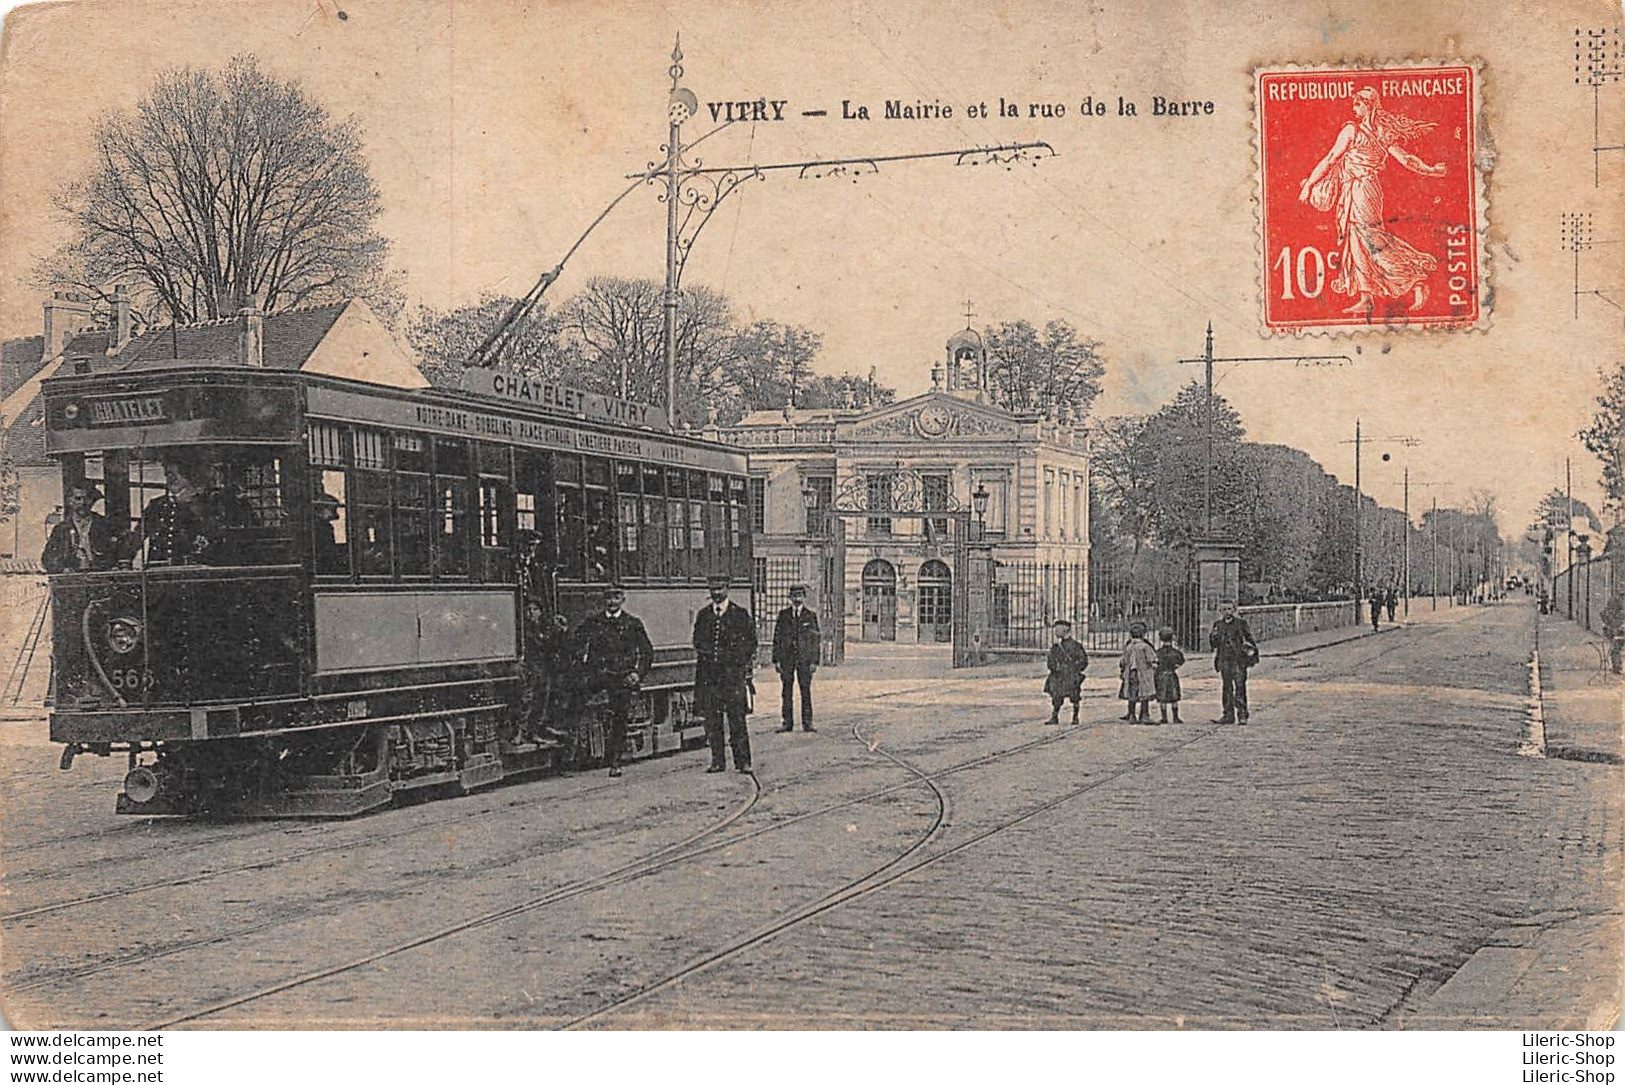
916, 404, 952, 437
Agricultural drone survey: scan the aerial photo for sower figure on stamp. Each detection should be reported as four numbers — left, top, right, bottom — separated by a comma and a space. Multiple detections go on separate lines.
693, 574, 757, 773
1044, 619, 1089, 725
772, 583, 821, 733
574, 584, 653, 778
1210, 601, 1259, 726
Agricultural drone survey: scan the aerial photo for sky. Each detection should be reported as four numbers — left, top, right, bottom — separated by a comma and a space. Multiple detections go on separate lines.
0, 0, 1620, 534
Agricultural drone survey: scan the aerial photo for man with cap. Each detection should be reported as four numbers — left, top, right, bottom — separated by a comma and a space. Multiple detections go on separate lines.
692, 574, 758, 772
1209, 600, 1259, 725
772, 583, 822, 732
573, 584, 654, 777
41, 481, 118, 573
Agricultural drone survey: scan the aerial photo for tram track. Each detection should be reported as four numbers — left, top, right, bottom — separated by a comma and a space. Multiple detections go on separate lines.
14, 632, 1423, 1025
131, 703, 1089, 1027
1, 685, 948, 913
561, 629, 1438, 1027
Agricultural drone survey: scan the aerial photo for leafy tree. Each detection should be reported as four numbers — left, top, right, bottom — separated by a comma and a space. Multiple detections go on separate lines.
722, 321, 823, 414
1089, 415, 1157, 571
1141, 381, 1246, 553
44, 56, 399, 325
1578, 363, 1625, 519
982, 319, 1105, 421
1529, 488, 1601, 535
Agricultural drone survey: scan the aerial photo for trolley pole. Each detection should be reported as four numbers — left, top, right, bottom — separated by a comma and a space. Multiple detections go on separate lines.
1353, 419, 1362, 619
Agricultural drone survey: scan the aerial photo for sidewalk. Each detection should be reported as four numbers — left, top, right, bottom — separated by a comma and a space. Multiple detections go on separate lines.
1538, 612, 1625, 764
1398, 608, 1623, 1030
1258, 598, 1476, 657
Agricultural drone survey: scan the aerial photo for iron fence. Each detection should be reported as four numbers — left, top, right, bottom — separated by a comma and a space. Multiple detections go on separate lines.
984, 560, 1200, 653
1553, 555, 1619, 634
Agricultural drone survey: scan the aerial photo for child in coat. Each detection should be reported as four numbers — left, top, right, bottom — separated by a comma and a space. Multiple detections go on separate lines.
1044, 619, 1090, 725
1154, 625, 1185, 724
1117, 621, 1158, 723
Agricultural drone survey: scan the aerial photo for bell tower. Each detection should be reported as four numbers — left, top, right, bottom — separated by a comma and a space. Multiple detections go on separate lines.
943, 300, 985, 398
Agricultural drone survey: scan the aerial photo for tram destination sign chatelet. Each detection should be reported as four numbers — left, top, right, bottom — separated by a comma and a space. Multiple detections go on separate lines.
458, 369, 666, 432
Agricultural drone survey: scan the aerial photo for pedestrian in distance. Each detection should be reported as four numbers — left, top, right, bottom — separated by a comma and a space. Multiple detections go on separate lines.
1210, 600, 1259, 725
573, 584, 654, 778
1044, 619, 1089, 725
41, 482, 118, 573
1118, 621, 1157, 723
772, 583, 821, 733
1385, 586, 1398, 624
1368, 589, 1383, 632
1154, 626, 1185, 724
693, 574, 758, 773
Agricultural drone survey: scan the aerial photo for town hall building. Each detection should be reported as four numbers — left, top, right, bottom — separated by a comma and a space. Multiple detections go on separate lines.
713, 322, 1091, 649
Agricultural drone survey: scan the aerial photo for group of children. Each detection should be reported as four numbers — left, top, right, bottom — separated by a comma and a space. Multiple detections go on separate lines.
1044, 619, 1185, 726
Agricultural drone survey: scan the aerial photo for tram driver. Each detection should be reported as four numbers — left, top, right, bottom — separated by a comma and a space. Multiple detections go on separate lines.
129, 452, 250, 566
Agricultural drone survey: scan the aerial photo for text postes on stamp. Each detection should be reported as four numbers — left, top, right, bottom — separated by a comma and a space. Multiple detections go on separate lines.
1255, 64, 1482, 334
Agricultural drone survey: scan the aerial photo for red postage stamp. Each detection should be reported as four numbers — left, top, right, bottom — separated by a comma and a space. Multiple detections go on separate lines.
1255, 63, 1483, 334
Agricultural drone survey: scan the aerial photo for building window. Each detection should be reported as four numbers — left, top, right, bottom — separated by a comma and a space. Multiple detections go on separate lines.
749, 476, 766, 534
922, 473, 950, 538
1043, 468, 1055, 538
806, 475, 833, 536
866, 472, 893, 537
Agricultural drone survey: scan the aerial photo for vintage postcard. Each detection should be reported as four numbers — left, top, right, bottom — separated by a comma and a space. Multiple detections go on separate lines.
0, 0, 1619, 1064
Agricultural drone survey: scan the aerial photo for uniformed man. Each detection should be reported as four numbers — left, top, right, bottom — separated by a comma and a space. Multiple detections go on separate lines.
573, 585, 654, 777
772, 583, 821, 732
1209, 600, 1259, 725
692, 574, 757, 773
517, 600, 572, 744
41, 482, 118, 573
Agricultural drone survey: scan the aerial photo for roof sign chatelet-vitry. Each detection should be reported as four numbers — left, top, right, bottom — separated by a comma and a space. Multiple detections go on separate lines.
458, 368, 666, 432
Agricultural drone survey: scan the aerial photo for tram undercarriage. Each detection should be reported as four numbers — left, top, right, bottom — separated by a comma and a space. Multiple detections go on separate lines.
71, 689, 702, 818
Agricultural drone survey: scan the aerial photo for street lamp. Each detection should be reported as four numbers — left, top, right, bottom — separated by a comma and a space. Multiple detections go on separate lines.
972, 483, 990, 542
1577, 533, 1593, 628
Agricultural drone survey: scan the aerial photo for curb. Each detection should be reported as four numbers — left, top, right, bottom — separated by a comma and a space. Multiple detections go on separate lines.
1260, 621, 1403, 659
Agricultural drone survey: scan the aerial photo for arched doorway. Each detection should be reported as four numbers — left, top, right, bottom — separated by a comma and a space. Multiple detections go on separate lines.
862, 559, 897, 642
917, 559, 953, 643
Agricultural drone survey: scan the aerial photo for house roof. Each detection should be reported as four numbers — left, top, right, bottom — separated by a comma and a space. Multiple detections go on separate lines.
1, 336, 46, 400
112, 302, 348, 373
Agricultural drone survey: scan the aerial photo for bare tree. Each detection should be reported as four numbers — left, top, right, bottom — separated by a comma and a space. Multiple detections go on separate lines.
44, 55, 398, 324
983, 319, 1106, 420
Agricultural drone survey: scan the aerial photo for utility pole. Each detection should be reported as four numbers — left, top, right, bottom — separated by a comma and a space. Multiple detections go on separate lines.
470, 38, 1056, 428
1177, 325, 1348, 534
1354, 419, 1362, 619
1431, 494, 1438, 610
1403, 464, 1410, 617
1567, 456, 1575, 619
1339, 430, 1419, 621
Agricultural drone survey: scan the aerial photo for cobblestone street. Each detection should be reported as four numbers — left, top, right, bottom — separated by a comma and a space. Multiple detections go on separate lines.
0, 598, 1618, 1030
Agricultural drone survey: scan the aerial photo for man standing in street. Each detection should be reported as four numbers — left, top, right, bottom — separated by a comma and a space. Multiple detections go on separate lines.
1210, 600, 1259, 726
772, 583, 821, 733
693, 574, 758, 773
574, 584, 653, 778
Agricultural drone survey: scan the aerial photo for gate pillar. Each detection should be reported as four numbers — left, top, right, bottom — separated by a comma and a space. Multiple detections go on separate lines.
1194, 534, 1243, 642
954, 534, 995, 668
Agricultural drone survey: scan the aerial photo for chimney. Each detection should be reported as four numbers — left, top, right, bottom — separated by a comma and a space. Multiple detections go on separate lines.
237, 304, 264, 367
41, 291, 94, 362
110, 286, 133, 349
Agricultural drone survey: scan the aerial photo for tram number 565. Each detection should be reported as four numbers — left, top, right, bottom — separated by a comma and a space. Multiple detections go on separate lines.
109, 668, 155, 691
1273, 245, 1339, 300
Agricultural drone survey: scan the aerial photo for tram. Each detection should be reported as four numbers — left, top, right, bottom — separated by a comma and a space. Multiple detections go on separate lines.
41, 361, 752, 816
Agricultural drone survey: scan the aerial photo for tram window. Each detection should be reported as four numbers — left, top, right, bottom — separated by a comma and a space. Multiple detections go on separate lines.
513, 449, 555, 566
393, 433, 429, 473
688, 498, 705, 555
618, 494, 641, 579
555, 454, 582, 484
556, 485, 586, 580
350, 471, 392, 577
307, 423, 344, 467
435, 437, 470, 478
477, 479, 512, 582
642, 495, 667, 579
479, 482, 504, 548
313, 469, 350, 577
666, 496, 687, 578
434, 477, 471, 578
355, 429, 388, 470
395, 471, 432, 577
584, 456, 611, 489
477, 443, 511, 477
584, 489, 614, 582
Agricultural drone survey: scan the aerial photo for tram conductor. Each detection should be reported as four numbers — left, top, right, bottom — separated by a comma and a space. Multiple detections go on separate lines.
574, 584, 654, 778
693, 574, 757, 773
772, 584, 821, 732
